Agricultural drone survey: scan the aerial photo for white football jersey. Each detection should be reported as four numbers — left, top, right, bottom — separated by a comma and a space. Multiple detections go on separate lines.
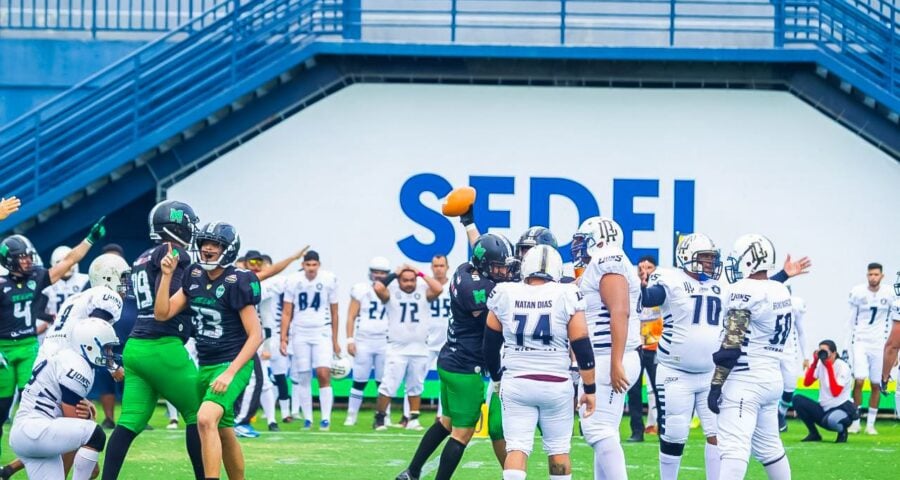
649, 268, 724, 373
783, 296, 808, 357
385, 279, 431, 356
40, 287, 123, 358
727, 279, 793, 381
892, 298, 900, 323
260, 275, 287, 334
284, 271, 338, 334
427, 281, 451, 351
487, 281, 585, 377
350, 281, 388, 342
578, 245, 642, 355
41, 272, 90, 316
848, 284, 893, 344
16, 348, 94, 421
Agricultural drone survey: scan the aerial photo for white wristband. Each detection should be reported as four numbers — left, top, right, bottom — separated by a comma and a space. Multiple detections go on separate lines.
347, 337, 355, 344
465, 224, 478, 233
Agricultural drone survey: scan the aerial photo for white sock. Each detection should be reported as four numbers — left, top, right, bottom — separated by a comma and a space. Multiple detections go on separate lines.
261, 385, 277, 424
659, 452, 682, 480
647, 389, 657, 426
297, 372, 313, 421
385, 403, 393, 425
279, 399, 291, 419
867, 408, 878, 428
166, 401, 178, 421
719, 458, 748, 479
320, 386, 333, 423
437, 396, 443, 418
348, 387, 365, 416
549, 476, 570, 480
72, 448, 99, 480
705, 442, 721, 480
403, 394, 410, 418
763, 455, 791, 480
503, 470, 527, 480
593, 436, 627, 479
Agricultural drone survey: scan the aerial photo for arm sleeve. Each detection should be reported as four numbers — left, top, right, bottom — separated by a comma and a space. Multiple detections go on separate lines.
803, 359, 818, 387
770, 270, 788, 283
32, 292, 53, 321
60, 384, 85, 407
641, 285, 666, 308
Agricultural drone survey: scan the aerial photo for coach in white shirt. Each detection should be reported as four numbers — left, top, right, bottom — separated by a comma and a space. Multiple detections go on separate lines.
792, 340, 856, 443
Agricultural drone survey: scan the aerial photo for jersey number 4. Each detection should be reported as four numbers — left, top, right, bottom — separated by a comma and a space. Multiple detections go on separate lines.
297, 292, 321, 311
512, 313, 553, 346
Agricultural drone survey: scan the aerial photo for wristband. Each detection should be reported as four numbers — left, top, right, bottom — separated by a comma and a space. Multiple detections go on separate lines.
347, 337, 355, 344
465, 224, 478, 233
416, 271, 425, 278
583, 383, 597, 394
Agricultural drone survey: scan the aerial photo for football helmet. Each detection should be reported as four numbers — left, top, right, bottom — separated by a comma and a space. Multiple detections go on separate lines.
71, 318, 121, 370
571, 216, 623, 267
368, 256, 391, 282
520, 245, 564, 283
0, 235, 39, 276
725, 234, 777, 283
149, 200, 199, 248
195, 222, 241, 271
675, 233, 722, 281
471, 233, 518, 282
89, 253, 132, 295
330, 355, 352, 379
515, 226, 558, 260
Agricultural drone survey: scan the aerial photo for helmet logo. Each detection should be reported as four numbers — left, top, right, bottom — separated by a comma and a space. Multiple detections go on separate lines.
169, 209, 185, 223
473, 243, 486, 260
0, 245, 7, 257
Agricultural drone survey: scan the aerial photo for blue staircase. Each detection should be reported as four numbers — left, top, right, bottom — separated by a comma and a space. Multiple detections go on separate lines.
0, 0, 896, 238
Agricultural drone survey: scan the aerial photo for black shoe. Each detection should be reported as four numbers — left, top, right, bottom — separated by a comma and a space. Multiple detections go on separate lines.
268, 422, 280, 432
801, 433, 822, 442
396, 469, 419, 480
778, 412, 787, 432
626, 434, 644, 443
102, 419, 116, 429
0, 464, 14, 479
283, 416, 294, 424
399, 415, 409, 428
143, 424, 154, 431
835, 430, 848, 443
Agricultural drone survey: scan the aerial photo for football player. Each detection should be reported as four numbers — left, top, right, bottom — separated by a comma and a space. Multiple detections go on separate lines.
373, 264, 443, 432
9, 318, 117, 479
102, 200, 204, 480
572, 217, 642, 480
707, 234, 792, 479
261, 269, 292, 423
279, 251, 340, 430
0, 217, 106, 453
397, 234, 517, 480
846, 262, 893, 434
345, 257, 391, 427
484, 245, 597, 480
38, 246, 91, 331
426, 255, 451, 420
155, 222, 263, 480
778, 286, 808, 432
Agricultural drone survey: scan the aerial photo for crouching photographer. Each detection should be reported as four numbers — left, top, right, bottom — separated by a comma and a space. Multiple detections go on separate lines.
793, 340, 857, 443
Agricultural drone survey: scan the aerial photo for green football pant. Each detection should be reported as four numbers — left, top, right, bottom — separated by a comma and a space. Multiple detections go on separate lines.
118, 337, 200, 433
489, 387, 504, 441
198, 361, 254, 428
0, 337, 38, 397
438, 368, 485, 428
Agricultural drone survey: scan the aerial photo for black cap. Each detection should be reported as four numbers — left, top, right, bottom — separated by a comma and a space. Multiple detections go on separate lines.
303, 250, 320, 262
244, 250, 265, 261
101, 243, 125, 257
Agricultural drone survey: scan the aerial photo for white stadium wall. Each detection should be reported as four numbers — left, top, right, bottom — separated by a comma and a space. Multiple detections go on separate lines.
169, 84, 899, 350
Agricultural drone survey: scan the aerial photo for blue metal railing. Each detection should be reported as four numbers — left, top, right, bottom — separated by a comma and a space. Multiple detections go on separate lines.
0, 0, 223, 36
0, 0, 896, 230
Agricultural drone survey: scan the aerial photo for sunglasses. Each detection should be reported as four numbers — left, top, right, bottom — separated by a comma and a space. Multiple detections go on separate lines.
247, 258, 264, 267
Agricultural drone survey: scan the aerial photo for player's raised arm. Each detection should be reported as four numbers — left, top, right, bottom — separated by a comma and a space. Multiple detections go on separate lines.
372, 273, 394, 304
257, 245, 309, 281
0, 196, 21, 221
49, 216, 106, 284
154, 244, 187, 321
707, 308, 751, 414
599, 273, 630, 393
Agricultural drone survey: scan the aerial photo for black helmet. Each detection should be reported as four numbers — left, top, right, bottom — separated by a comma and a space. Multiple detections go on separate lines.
515, 226, 558, 259
149, 200, 199, 247
0, 235, 39, 276
195, 222, 241, 271
471, 233, 518, 282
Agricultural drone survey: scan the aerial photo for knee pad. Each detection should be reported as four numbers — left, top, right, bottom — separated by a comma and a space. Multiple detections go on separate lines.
659, 439, 685, 456
86, 424, 107, 452
660, 416, 689, 445
823, 409, 851, 432
352, 381, 368, 391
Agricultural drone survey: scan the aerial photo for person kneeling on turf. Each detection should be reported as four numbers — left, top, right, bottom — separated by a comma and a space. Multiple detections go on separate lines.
793, 340, 857, 443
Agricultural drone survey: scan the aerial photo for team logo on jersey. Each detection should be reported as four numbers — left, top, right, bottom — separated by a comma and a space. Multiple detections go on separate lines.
414, 293, 421, 300
316, 283, 323, 290
26, 280, 36, 291
66, 369, 91, 389
250, 281, 260, 296
881, 298, 889, 305
683, 282, 695, 294
73, 285, 81, 292
2, 287, 10, 294
712, 285, 721, 294
215, 285, 225, 298
473, 289, 487, 304
192, 269, 202, 277
190, 284, 199, 291
225, 274, 237, 284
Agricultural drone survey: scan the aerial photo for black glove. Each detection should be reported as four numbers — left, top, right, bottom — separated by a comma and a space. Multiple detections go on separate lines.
881, 378, 891, 394
708, 385, 723, 414
459, 205, 474, 227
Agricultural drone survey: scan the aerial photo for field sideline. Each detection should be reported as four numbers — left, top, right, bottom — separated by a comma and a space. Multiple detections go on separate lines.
3, 406, 897, 479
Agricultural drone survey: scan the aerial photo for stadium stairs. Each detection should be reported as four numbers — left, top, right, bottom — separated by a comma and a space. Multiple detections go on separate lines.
0, 0, 897, 251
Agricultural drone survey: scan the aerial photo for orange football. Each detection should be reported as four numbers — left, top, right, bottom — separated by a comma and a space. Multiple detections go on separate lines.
441, 186, 476, 216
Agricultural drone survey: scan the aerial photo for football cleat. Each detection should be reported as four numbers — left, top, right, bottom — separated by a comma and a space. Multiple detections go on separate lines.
268, 422, 280, 432
303, 419, 313, 430
320, 420, 331, 431
406, 419, 424, 431
234, 424, 260, 438
344, 415, 357, 427
395, 469, 419, 480
847, 421, 861, 434
866, 426, 878, 435
167, 419, 179, 430
778, 412, 787, 432
283, 415, 294, 424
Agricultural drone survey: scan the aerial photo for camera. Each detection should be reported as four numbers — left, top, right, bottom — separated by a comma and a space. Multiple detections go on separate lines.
818, 349, 829, 361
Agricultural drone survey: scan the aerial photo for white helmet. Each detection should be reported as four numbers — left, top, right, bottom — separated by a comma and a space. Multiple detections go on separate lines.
89, 254, 132, 295
520, 245, 564, 283
571, 216, 623, 267
369, 256, 390, 272
70, 318, 120, 370
725, 234, 777, 283
675, 233, 722, 281
330, 355, 352, 379
51, 246, 78, 278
